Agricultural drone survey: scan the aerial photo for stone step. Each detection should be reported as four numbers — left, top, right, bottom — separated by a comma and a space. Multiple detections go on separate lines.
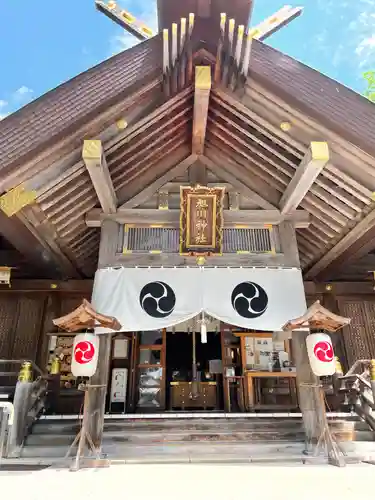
19, 441, 307, 460
18, 440, 370, 465
25, 428, 308, 447
33, 417, 357, 434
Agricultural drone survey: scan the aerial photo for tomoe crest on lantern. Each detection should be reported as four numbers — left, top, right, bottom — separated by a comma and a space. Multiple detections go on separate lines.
306, 332, 335, 377
71, 333, 99, 377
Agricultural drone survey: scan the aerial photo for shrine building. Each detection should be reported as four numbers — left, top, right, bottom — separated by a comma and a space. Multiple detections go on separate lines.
0, 0, 375, 466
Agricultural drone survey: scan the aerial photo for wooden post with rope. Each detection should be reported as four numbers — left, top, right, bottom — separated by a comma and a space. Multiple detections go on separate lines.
52, 299, 122, 471
282, 300, 351, 467
65, 383, 109, 471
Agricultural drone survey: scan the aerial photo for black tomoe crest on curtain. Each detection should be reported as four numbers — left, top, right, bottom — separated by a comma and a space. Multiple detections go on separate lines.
231, 282, 268, 319
139, 281, 176, 318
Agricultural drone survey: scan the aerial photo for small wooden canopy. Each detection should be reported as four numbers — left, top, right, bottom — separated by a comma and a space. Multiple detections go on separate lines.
53, 299, 121, 332
282, 300, 351, 333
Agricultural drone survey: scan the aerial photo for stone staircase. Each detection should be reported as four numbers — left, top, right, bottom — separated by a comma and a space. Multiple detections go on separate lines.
4, 414, 375, 466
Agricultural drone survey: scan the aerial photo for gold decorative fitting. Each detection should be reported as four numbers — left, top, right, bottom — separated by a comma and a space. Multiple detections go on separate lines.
18, 361, 33, 382
311, 141, 330, 162
325, 284, 333, 291
280, 122, 292, 131
195, 66, 211, 90
82, 139, 102, 160
50, 357, 61, 375
196, 256, 206, 266
370, 360, 375, 381
50, 283, 58, 289
0, 184, 37, 217
121, 10, 135, 23
116, 119, 127, 130
335, 356, 343, 374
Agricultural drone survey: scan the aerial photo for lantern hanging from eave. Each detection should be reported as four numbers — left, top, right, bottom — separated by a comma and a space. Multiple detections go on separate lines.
71, 332, 99, 377
306, 332, 335, 377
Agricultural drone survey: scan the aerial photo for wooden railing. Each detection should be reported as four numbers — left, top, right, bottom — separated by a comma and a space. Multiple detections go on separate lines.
335, 359, 375, 431
0, 359, 48, 458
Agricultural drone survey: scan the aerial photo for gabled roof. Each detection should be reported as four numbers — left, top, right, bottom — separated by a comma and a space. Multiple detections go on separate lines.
0, 31, 374, 280
0, 36, 162, 183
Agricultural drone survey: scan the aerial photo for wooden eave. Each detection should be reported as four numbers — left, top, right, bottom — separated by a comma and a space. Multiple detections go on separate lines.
282, 300, 351, 333
1, 32, 375, 279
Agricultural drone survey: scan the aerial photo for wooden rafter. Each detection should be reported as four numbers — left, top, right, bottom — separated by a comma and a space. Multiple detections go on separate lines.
119, 154, 198, 209
0, 209, 79, 279
200, 155, 277, 210
86, 207, 310, 228
192, 66, 211, 155
82, 140, 117, 214
305, 208, 375, 279
280, 142, 330, 214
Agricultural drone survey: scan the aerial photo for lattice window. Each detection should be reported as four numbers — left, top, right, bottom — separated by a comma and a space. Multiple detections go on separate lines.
122, 226, 276, 254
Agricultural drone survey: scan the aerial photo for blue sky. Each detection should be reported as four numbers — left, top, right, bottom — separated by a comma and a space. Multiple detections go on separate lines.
0, 0, 374, 119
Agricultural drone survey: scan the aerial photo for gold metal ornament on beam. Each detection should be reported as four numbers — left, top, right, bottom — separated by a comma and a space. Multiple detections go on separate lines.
196, 256, 206, 266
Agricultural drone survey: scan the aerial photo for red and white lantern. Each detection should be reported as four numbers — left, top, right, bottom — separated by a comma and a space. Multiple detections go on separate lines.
71, 333, 99, 377
306, 332, 335, 377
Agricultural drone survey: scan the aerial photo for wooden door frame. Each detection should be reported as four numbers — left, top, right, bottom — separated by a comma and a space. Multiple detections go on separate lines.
133, 329, 167, 412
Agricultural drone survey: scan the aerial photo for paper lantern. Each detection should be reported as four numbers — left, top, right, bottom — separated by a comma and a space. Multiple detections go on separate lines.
306, 332, 335, 377
71, 333, 99, 377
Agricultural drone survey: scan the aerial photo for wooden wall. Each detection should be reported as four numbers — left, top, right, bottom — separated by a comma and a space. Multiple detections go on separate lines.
0, 288, 91, 371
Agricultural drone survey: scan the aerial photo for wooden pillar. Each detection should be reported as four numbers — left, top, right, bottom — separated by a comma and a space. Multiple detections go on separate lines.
87, 333, 112, 450
87, 219, 118, 450
278, 221, 300, 267
292, 330, 321, 443
279, 222, 327, 445
98, 219, 120, 268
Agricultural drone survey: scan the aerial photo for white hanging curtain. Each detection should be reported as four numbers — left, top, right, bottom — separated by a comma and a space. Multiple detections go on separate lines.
202, 267, 306, 330
92, 267, 306, 333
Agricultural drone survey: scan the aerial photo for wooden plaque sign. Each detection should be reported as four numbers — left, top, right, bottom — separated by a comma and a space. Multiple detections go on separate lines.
180, 186, 225, 255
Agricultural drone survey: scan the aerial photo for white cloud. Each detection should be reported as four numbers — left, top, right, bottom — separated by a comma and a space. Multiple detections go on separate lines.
349, 9, 375, 69
108, 0, 157, 55
14, 86, 33, 98
0, 85, 34, 120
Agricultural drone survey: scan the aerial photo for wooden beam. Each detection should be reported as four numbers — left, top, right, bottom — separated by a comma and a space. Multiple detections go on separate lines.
305, 208, 375, 279
19, 205, 81, 279
200, 155, 277, 210
189, 158, 208, 186
86, 207, 310, 228
82, 140, 117, 214
253, 5, 303, 42
304, 280, 375, 296
192, 66, 211, 155
119, 155, 198, 209
2, 279, 373, 295
280, 142, 330, 215
0, 209, 72, 278
0, 279, 93, 293
111, 252, 287, 269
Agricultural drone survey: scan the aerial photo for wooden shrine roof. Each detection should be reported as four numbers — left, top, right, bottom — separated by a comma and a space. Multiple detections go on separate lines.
0, 27, 375, 281
282, 300, 351, 332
